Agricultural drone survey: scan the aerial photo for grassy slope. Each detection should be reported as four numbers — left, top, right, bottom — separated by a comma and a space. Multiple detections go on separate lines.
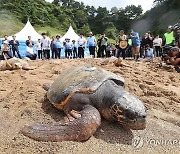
0, 11, 24, 37
0, 10, 116, 43
0, 10, 65, 38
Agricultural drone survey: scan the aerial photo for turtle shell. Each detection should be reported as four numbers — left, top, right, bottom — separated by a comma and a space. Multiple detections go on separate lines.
47, 66, 124, 108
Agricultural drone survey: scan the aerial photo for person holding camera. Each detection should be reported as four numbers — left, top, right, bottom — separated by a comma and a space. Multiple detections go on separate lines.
144, 44, 154, 62
141, 32, 153, 57
165, 47, 180, 72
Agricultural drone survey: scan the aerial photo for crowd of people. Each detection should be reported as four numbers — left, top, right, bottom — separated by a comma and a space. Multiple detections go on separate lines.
0, 25, 179, 72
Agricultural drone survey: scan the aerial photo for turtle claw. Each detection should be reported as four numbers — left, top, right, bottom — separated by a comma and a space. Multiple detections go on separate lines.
70, 110, 81, 119
67, 114, 75, 122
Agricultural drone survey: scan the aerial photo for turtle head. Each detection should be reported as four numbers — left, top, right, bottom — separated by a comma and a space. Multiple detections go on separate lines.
110, 91, 147, 130
13, 63, 22, 69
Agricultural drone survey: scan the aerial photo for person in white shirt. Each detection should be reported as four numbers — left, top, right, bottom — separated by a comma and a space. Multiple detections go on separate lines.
41, 32, 51, 59
36, 39, 42, 59
77, 33, 86, 58
153, 35, 162, 57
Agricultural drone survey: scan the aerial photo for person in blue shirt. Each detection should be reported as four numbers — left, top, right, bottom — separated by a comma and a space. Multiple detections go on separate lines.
130, 30, 141, 61
87, 32, 96, 58
55, 35, 63, 59
64, 38, 72, 59
144, 44, 154, 61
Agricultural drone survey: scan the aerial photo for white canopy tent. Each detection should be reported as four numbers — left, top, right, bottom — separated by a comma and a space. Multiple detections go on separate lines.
60, 25, 79, 42
6, 20, 42, 41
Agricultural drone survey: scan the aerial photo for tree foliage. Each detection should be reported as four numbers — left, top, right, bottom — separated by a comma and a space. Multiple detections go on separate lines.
0, 0, 143, 38
137, 0, 180, 36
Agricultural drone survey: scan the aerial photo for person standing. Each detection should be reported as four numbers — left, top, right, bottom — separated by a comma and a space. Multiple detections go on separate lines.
130, 30, 141, 61
97, 34, 102, 58
72, 40, 77, 58
64, 38, 72, 59
163, 26, 175, 46
51, 36, 57, 59
87, 32, 96, 58
41, 33, 51, 59
55, 35, 62, 59
100, 34, 108, 58
9, 35, 21, 58
36, 39, 42, 59
153, 35, 162, 57
77, 33, 86, 58
117, 30, 127, 59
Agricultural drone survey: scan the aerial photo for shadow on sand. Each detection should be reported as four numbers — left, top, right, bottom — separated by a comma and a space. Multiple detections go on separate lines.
41, 98, 133, 145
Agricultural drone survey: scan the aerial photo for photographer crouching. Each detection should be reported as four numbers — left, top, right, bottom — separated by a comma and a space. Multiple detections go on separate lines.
165, 47, 180, 72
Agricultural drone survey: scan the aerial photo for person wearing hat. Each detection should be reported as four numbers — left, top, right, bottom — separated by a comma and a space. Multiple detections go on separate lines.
9, 35, 21, 58
1, 40, 12, 59
129, 30, 141, 61
55, 35, 63, 59
117, 30, 127, 59
64, 38, 72, 59
163, 26, 175, 46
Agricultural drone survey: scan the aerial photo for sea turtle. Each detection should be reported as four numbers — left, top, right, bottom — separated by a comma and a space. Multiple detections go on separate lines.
22, 66, 147, 142
100, 56, 127, 67
0, 57, 36, 71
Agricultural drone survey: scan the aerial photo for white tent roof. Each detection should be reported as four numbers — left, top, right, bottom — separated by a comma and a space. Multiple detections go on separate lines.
60, 25, 79, 41
7, 20, 42, 41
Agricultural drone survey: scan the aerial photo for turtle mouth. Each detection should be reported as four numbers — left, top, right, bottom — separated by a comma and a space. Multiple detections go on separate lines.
120, 116, 146, 130
118, 110, 147, 130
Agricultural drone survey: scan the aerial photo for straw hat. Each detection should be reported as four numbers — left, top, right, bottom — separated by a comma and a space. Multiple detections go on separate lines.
119, 41, 128, 49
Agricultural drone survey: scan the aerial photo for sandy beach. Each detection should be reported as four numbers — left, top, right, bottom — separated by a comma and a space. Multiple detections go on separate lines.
0, 58, 179, 154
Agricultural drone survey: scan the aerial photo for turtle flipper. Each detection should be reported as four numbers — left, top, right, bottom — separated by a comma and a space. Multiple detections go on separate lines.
21, 105, 101, 142
42, 83, 52, 91
22, 66, 36, 70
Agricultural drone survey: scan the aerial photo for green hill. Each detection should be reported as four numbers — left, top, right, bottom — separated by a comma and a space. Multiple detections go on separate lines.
0, 0, 143, 40
132, 0, 180, 36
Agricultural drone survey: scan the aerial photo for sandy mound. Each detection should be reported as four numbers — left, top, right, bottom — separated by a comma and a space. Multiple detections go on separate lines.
0, 58, 179, 154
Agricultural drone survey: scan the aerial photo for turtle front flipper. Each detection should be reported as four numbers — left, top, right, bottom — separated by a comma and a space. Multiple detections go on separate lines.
21, 105, 101, 142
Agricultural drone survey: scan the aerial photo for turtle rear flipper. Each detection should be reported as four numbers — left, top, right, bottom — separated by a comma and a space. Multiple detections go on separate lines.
22, 66, 36, 70
21, 105, 101, 142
